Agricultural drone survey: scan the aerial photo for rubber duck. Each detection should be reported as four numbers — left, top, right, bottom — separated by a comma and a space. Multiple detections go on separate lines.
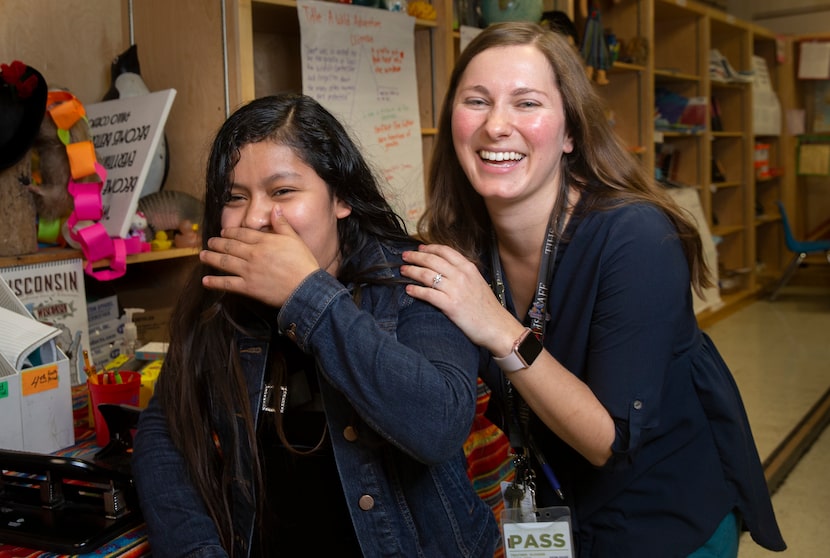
150, 230, 172, 251
174, 219, 200, 248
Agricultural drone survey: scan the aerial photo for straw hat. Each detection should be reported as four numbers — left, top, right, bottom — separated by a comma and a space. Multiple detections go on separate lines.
0, 60, 48, 171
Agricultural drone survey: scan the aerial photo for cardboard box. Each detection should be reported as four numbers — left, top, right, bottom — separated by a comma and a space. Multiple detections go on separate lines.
138, 360, 163, 408
0, 271, 75, 453
88, 316, 125, 369
135, 341, 168, 361
87, 294, 120, 328
133, 307, 173, 343
0, 350, 75, 453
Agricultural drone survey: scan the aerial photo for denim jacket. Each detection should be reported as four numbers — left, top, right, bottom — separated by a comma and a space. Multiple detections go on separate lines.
132, 237, 499, 558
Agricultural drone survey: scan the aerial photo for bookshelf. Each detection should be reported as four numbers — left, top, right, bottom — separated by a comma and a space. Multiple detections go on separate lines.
583, 0, 793, 317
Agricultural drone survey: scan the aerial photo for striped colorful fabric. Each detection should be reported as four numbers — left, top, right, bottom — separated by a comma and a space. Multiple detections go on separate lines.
0, 524, 149, 558
465, 378, 514, 558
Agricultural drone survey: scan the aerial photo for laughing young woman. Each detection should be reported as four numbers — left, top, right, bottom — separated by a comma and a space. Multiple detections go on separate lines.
132, 93, 498, 558
401, 22, 785, 558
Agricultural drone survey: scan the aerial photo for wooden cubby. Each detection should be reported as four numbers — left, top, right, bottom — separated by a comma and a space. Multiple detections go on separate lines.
784, 34, 830, 254
750, 26, 795, 287
580, 0, 794, 316
594, 0, 652, 160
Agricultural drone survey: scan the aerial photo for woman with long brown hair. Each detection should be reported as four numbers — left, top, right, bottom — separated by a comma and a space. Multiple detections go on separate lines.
401, 22, 785, 557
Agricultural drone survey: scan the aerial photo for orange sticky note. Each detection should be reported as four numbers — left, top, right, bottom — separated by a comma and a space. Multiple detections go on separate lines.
22, 364, 60, 396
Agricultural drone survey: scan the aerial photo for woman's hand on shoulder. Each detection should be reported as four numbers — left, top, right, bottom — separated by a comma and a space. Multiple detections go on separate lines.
401, 244, 517, 351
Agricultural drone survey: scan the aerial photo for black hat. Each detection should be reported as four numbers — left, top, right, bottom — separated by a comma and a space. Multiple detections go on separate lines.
1, 60, 48, 171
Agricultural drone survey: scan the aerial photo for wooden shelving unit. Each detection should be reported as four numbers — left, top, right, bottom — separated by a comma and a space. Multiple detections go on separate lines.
749, 27, 789, 289
1, 0, 794, 329
585, 0, 792, 317
785, 33, 830, 255
0, 248, 199, 270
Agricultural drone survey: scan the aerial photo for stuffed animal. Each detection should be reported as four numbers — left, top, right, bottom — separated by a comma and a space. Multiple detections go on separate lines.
103, 44, 169, 197
580, 1, 611, 85
29, 90, 94, 223
130, 210, 150, 242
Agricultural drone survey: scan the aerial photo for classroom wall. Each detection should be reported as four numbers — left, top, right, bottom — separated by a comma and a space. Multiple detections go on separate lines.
1, 1, 129, 105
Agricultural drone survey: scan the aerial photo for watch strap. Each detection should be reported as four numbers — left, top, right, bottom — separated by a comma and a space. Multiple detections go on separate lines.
494, 327, 541, 373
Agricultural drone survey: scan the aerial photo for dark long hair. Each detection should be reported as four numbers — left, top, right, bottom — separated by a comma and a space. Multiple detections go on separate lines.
417, 22, 711, 293
155, 94, 410, 553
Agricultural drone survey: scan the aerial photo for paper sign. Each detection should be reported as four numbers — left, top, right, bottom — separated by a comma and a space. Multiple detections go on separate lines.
21, 364, 60, 396
1, 258, 90, 385
798, 143, 830, 175
798, 42, 830, 80
86, 89, 176, 238
503, 521, 573, 558
297, 1, 424, 230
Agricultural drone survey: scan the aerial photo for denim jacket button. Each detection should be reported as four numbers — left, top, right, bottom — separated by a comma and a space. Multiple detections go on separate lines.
343, 425, 358, 442
285, 323, 298, 342
358, 494, 375, 510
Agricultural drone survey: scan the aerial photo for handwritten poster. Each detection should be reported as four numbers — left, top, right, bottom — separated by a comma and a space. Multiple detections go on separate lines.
297, 1, 423, 229
85, 89, 176, 238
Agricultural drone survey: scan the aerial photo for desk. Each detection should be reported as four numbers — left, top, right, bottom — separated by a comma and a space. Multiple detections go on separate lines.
0, 402, 150, 557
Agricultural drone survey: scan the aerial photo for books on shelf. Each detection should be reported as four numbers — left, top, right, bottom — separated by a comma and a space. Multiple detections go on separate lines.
85, 89, 177, 239
135, 341, 168, 361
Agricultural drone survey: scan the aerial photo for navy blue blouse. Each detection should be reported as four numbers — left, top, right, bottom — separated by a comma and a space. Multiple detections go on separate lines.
482, 201, 785, 557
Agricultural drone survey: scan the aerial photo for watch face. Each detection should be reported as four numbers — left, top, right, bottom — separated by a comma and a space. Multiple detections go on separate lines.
518, 333, 543, 365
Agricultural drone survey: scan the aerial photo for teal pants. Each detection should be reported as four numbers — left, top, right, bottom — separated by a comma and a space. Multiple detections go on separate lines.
688, 511, 740, 558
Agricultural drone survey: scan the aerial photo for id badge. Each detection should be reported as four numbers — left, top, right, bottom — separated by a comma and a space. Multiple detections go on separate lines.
501, 506, 574, 558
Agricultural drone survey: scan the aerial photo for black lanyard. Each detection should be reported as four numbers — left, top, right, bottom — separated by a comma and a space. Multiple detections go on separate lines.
491, 214, 561, 337
490, 204, 566, 500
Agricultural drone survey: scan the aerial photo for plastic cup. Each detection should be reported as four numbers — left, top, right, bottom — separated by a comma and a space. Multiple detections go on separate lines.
87, 371, 141, 446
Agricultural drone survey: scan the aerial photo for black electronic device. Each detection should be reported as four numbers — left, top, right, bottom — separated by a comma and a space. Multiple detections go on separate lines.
0, 445, 141, 552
